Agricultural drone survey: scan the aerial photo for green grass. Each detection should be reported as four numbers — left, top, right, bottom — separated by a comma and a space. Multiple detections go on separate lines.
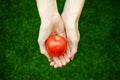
0, 0, 120, 80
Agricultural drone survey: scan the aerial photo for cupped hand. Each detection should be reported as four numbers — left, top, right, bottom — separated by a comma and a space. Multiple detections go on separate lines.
38, 14, 71, 68
61, 14, 80, 60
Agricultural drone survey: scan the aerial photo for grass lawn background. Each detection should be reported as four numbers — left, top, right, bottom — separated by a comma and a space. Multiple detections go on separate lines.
0, 0, 120, 80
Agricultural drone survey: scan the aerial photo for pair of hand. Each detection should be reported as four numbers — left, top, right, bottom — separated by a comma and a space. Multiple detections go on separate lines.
38, 13, 79, 68
37, 0, 84, 68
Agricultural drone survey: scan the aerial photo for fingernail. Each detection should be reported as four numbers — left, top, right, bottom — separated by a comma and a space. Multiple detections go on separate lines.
50, 62, 54, 66
71, 56, 74, 60
67, 59, 70, 62
54, 65, 58, 68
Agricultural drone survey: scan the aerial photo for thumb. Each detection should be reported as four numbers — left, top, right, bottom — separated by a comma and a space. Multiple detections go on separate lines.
54, 18, 66, 37
38, 24, 52, 61
39, 44, 51, 61
70, 42, 78, 60
57, 32, 66, 38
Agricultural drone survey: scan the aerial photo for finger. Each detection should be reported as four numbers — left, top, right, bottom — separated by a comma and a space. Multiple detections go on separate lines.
55, 19, 67, 38
50, 61, 55, 66
40, 49, 51, 61
71, 55, 75, 60
39, 45, 52, 61
58, 32, 66, 37
46, 54, 52, 61
66, 46, 71, 58
38, 24, 52, 41
38, 24, 52, 61
70, 43, 78, 60
55, 19, 65, 36
54, 64, 58, 68
53, 57, 62, 67
63, 53, 70, 63
39, 46, 52, 61
45, 54, 52, 62
48, 59, 52, 62
67, 50, 71, 59
59, 56, 66, 66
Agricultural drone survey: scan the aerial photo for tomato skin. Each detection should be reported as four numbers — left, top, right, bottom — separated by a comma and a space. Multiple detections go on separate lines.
46, 35, 67, 57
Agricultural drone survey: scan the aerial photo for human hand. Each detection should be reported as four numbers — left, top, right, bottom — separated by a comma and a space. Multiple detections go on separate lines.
36, 0, 84, 68
61, 14, 80, 60
61, 0, 85, 59
38, 13, 71, 68
36, 0, 71, 68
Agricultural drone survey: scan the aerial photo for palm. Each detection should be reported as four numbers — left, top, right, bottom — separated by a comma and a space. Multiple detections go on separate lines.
38, 15, 71, 68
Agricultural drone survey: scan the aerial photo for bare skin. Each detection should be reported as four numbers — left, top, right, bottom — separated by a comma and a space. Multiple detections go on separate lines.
36, 0, 85, 68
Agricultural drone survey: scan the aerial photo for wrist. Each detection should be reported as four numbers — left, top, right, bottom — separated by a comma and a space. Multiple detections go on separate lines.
62, 0, 85, 25
61, 12, 79, 25
41, 11, 59, 21
36, 0, 59, 21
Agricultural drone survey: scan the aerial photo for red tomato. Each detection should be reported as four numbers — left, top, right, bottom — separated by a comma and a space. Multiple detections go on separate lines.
46, 35, 67, 57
